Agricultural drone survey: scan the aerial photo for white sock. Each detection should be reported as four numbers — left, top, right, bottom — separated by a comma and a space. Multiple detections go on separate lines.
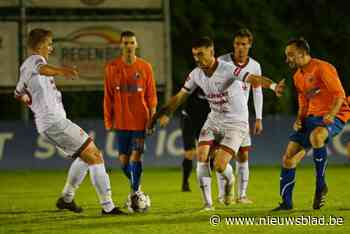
236, 161, 249, 198
89, 163, 115, 212
220, 163, 234, 196
196, 162, 212, 207
216, 171, 226, 199
62, 158, 89, 203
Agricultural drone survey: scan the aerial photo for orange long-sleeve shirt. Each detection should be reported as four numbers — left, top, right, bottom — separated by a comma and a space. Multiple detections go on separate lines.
104, 57, 157, 131
293, 58, 350, 123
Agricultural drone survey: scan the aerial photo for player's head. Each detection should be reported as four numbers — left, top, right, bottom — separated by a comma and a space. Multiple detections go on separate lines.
28, 28, 53, 60
191, 36, 215, 69
233, 28, 253, 59
285, 37, 311, 69
120, 30, 138, 56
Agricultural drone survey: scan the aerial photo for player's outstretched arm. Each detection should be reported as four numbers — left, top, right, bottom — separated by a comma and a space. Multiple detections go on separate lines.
252, 86, 263, 135
148, 89, 189, 130
39, 65, 79, 80
246, 75, 285, 97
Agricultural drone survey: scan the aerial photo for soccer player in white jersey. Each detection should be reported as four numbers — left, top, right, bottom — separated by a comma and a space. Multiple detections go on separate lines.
149, 36, 285, 210
14, 28, 125, 215
216, 28, 262, 204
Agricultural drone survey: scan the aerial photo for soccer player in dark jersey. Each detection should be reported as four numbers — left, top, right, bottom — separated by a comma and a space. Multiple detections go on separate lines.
179, 88, 210, 191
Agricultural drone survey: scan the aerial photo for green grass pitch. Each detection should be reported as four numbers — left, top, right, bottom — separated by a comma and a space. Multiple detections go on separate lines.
1, 166, 350, 234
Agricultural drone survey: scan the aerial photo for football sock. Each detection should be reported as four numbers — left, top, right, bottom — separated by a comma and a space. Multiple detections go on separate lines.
121, 163, 131, 181
216, 171, 226, 199
220, 163, 234, 195
182, 158, 193, 184
62, 158, 89, 203
313, 147, 328, 193
280, 167, 296, 208
236, 161, 249, 198
89, 163, 115, 212
130, 160, 143, 193
196, 162, 212, 207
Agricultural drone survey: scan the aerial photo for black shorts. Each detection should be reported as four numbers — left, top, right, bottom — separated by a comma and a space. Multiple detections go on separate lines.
180, 110, 207, 151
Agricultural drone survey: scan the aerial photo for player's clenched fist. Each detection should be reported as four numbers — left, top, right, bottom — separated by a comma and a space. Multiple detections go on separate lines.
293, 118, 302, 131
275, 79, 285, 97
159, 115, 170, 127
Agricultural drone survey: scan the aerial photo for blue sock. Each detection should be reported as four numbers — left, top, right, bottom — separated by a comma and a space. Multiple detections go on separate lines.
313, 147, 327, 193
130, 161, 142, 192
121, 164, 131, 181
280, 167, 296, 208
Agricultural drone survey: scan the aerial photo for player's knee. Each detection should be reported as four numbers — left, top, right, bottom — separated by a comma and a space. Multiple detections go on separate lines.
282, 153, 295, 168
81, 148, 104, 165
79, 141, 104, 165
214, 159, 227, 173
213, 155, 228, 172
196, 146, 209, 162
184, 149, 195, 160
197, 153, 208, 162
214, 161, 226, 173
237, 151, 248, 162
130, 152, 142, 161
310, 127, 328, 147
119, 154, 129, 165
91, 149, 104, 164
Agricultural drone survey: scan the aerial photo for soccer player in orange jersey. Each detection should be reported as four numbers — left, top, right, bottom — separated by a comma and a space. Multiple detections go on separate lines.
104, 31, 157, 201
347, 97, 350, 158
273, 38, 350, 211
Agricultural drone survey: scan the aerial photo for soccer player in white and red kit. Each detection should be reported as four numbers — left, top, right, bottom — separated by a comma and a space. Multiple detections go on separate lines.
217, 28, 263, 204
14, 28, 124, 215
149, 37, 285, 210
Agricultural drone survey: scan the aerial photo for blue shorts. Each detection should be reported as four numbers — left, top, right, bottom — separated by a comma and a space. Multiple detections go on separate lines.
289, 116, 344, 149
115, 130, 145, 155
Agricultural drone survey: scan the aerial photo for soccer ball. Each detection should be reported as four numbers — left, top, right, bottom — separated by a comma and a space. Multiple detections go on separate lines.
127, 191, 151, 213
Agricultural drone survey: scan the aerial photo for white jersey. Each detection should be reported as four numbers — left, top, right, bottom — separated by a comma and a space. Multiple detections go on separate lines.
15, 55, 66, 133
183, 60, 250, 129
218, 53, 263, 119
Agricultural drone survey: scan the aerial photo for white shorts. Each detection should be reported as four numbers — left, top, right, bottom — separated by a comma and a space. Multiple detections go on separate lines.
41, 118, 91, 158
198, 118, 251, 154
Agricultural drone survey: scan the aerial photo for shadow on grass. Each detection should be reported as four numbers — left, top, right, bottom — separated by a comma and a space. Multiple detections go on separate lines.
2, 206, 350, 232
0, 209, 88, 226
0, 210, 60, 215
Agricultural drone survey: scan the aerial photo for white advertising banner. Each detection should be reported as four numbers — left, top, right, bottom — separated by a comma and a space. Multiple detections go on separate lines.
28, 0, 162, 9
0, 22, 18, 87
27, 21, 166, 87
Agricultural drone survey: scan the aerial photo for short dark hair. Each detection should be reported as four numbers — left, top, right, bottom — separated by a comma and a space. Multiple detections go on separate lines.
287, 37, 310, 54
234, 28, 253, 43
120, 30, 136, 39
191, 36, 214, 49
27, 28, 52, 50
